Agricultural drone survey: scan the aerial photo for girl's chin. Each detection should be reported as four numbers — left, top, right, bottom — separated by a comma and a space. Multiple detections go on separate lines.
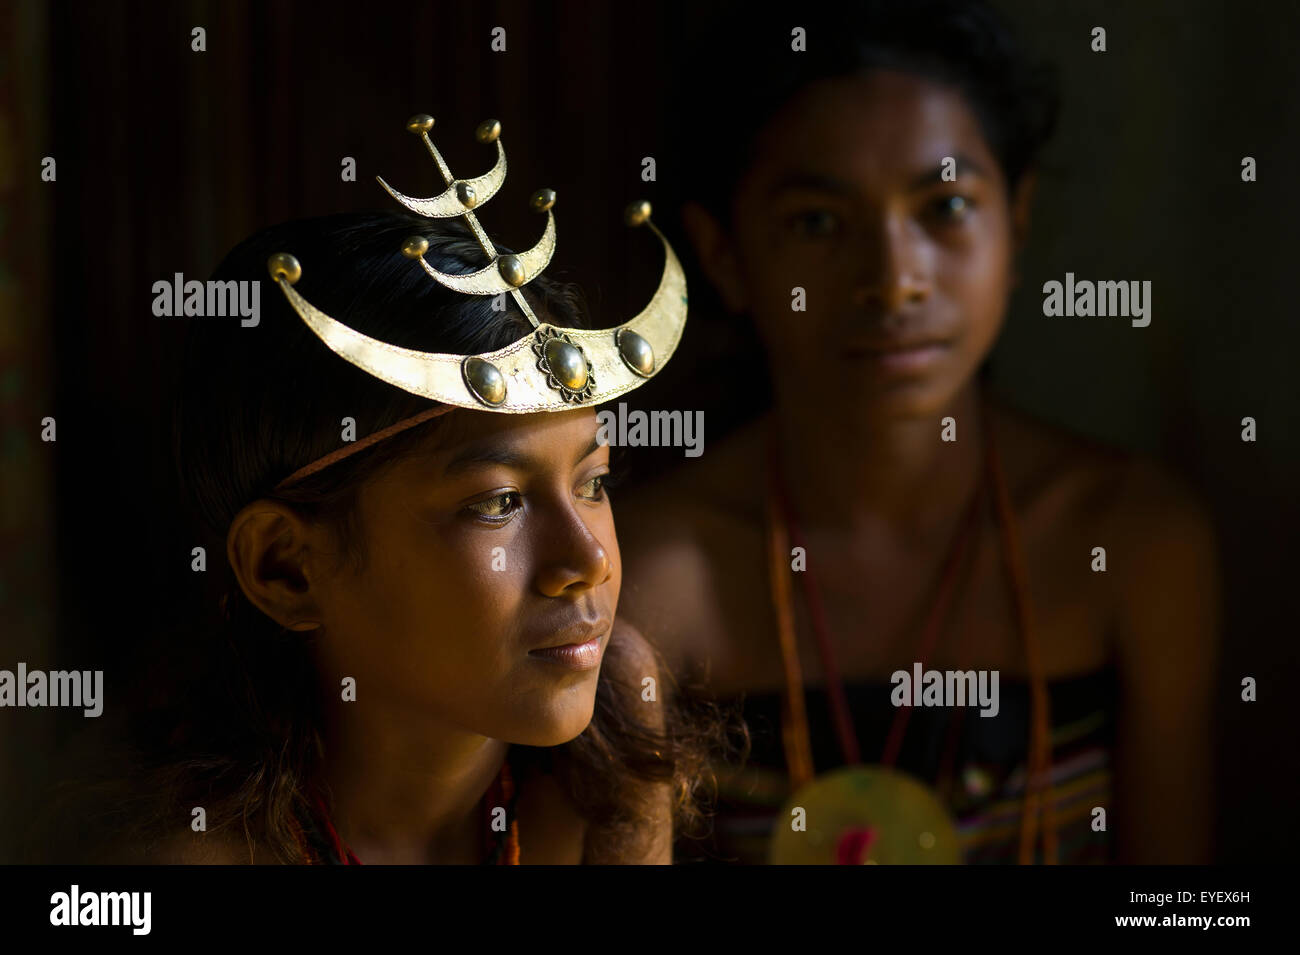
507, 708, 597, 748
512, 726, 592, 748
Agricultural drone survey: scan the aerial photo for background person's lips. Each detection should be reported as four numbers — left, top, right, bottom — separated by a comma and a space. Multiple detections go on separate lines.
843, 336, 952, 354
842, 340, 953, 373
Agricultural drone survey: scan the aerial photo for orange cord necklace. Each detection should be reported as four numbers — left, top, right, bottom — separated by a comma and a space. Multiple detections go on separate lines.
765, 394, 1058, 864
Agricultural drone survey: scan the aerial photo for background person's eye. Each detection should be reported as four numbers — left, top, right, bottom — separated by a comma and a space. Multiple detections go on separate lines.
577, 474, 607, 501
928, 194, 974, 223
789, 209, 842, 238
465, 491, 522, 520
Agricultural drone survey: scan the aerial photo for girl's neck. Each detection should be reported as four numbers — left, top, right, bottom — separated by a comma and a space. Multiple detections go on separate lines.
317, 695, 509, 864
770, 379, 988, 547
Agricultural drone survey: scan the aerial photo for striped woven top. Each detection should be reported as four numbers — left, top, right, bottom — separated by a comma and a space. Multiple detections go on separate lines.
678, 667, 1117, 864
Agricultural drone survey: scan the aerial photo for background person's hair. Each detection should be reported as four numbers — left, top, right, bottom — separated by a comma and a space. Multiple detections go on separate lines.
667, 0, 1060, 227
28, 210, 736, 862
638, 0, 1060, 434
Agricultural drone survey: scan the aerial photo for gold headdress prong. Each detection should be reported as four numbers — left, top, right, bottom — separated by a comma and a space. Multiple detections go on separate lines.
268, 252, 302, 285
405, 114, 435, 134
530, 189, 557, 213
400, 236, 429, 259
268, 116, 687, 412
624, 200, 652, 227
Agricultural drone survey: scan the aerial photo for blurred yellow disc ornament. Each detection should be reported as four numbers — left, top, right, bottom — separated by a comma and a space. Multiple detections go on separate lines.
769, 765, 961, 865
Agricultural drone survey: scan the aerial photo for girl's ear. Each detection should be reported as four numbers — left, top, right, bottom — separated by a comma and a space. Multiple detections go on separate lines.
1010, 169, 1037, 252
681, 201, 748, 314
226, 500, 327, 632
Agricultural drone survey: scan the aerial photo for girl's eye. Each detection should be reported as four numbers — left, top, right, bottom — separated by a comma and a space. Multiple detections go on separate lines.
465, 491, 522, 520
789, 209, 842, 238
929, 195, 973, 223
577, 474, 607, 501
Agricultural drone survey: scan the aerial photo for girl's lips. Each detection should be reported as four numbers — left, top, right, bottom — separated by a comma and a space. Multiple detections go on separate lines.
845, 341, 952, 373
528, 636, 603, 671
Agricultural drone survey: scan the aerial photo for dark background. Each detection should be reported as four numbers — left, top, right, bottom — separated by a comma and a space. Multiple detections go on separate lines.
1, 0, 1295, 863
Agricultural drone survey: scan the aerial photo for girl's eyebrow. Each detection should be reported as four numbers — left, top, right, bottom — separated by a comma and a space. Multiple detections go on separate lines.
442, 444, 535, 476
441, 433, 603, 477
574, 434, 601, 465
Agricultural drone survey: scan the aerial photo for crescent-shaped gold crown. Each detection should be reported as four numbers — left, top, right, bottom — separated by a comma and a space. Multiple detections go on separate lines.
266, 113, 688, 412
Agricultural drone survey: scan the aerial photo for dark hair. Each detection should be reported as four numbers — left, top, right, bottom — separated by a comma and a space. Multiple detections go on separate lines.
34, 210, 730, 863
668, 0, 1059, 227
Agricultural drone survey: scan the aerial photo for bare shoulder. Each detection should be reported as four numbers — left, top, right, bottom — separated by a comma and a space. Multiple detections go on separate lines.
1110, 448, 1218, 539
616, 414, 767, 540
995, 397, 1215, 540
614, 417, 768, 671
987, 394, 1221, 649
1103, 441, 1223, 645
986, 395, 1130, 512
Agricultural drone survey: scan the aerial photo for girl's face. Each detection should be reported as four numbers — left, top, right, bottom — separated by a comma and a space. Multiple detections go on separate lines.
311, 407, 619, 747
694, 70, 1028, 420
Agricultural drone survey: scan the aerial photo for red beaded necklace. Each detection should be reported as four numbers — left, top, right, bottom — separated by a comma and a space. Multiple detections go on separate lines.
291, 759, 520, 865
